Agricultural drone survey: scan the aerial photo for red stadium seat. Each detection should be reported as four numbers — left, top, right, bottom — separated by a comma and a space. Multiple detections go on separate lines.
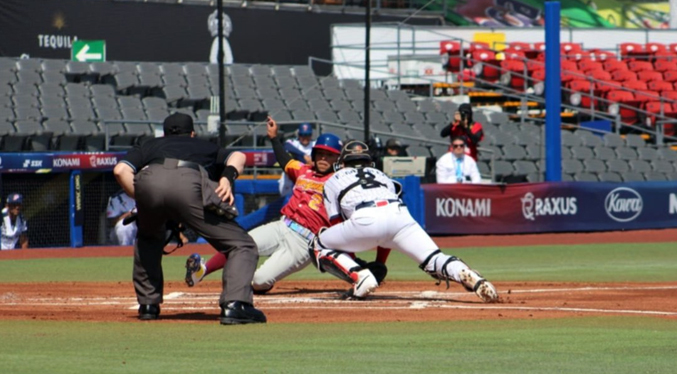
561, 60, 578, 72
606, 90, 639, 124
440, 40, 463, 72
534, 42, 546, 52
645, 42, 667, 55
611, 70, 638, 82
530, 68, 545, 84
669, 43, 677, 54
502, 49, 526, 61
526, 59, 545, 74
561, 69, 584, 83
596, 80, 623, 94
661, 90, 677, 102
578, 60, 603, 73
604, 60, 628, 73
508, 42, 532, 51
628, 60, 654, 72
653, 59, 677, 72
635, 90, 660, 102
470, 50, 500, 81
560, 42, 582, 54
568, 50, 591, 62
664, 70, 677, 82
591, 50, 617, 61
589, 69, 612, 81
620, 42, 645, 59
643, 101, 675, 128
566, 79, 596, 107
637, 70, 663, 82
623, 80, 648, 91
648, 80, 674, 92
468, 41, 490, 53
654, 51, 677, 63
500, 59, 527, 90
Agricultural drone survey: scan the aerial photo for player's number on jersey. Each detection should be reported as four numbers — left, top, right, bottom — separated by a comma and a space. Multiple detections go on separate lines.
357, 169, 382, 190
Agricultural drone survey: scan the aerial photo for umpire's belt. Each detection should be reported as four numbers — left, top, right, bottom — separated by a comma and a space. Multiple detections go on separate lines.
355, 199, 402, 211
283, 217, 315, 241
150, 158, 202, 172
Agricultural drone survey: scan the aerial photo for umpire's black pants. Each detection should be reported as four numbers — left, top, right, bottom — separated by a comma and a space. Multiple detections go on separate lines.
133, 163, 258, 307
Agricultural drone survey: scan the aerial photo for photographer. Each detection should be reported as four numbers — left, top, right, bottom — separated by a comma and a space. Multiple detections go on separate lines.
439, 103, 484, 161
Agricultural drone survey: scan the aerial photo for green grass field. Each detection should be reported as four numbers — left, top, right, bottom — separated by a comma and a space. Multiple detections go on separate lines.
1, 242, 676, 374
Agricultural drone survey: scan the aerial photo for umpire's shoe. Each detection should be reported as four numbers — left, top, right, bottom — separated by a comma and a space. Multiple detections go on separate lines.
138, 304, 160, 320
220, 301, 267, 325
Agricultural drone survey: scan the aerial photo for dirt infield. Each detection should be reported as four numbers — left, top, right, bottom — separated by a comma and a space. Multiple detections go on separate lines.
1, 228, 676, 324
1, 280, 676, 323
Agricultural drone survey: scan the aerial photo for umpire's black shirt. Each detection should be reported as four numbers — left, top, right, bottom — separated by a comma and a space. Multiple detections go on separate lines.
120, 136, 232, 181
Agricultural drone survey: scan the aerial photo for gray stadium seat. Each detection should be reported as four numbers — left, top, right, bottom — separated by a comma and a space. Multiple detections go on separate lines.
513, 160, 538, 176
0, 121, 25, 151
160, 63, 185, 77
291, 110, 315, 121
593, 146, 616, 161
1, 71, 18, 85
598, 171, 622, 182
15, 120, 52, 151
570, 145, 594, 160
66, 61, 96, 83
396, 100, 417, 112
72, 121, 105, 151
628, 159, 652, 173
183, 62, 207, 77
17, 71, 42, 84
657, 147, 677, 161
615, 147, 638, 161
162, 85, 187, 105
561, 130, 582, 147
15, 107, 43, 121
562, 159, 584, 174
574, 172, 598, 182
637, 147, 659, 161
163, 74, 187, 87
651, 160, 675, 173
338, 110, 361, 124
316, 109, 339, 123
41, 106, 68, 121
479, 145, 502, 162
583, 159, 607, 173
43, 120, 78, 150
16, 59, 41, 73
502, 144, 527, 161
526, 173, 544, 182
407, 145, 431, 157
12, 83, 39, 97
524, 143, 542, 160
42, 72, 66, 85
622, 171, 645, 182
603, 133, 625, 147
644, 171, 668, 181
606, 159, 629, 173
12, 95, 40, 108
578, 131, 604, 147
624, 134, 645, 147
494, 160, 514, 180
0, 58, 17, 72
146, 108, 170, 122
561, 146, 573, 160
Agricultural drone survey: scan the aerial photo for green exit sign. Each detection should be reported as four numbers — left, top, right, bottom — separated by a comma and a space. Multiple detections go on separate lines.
71, 40, 106, 62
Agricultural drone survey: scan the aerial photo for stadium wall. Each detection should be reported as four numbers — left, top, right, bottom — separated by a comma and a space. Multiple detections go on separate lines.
0, 0, 438, 75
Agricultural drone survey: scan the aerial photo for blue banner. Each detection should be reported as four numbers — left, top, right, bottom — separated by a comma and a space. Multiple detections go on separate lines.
423, 182, 677, 235
0, 152, 125, 173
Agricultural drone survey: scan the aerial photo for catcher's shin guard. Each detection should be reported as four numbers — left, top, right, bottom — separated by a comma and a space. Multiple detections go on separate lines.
419, 250, 498, 303
309, 235, 362, 284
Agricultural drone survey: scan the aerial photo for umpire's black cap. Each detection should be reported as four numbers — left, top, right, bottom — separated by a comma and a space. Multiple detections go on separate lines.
163, 113, 194, 136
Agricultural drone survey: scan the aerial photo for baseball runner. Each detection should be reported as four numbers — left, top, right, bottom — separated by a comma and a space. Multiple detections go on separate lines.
114, 113, 266, 324
310, 140, 499, 302
185, 117, 391, 294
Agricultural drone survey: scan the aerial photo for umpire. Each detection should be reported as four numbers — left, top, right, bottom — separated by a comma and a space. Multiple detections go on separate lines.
113, 113, 266, 325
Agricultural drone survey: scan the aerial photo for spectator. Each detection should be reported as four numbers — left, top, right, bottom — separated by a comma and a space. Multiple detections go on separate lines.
439, 103, 484, 161
1, 193, 28, 250
375, 138, 408, 171
436, 137, 481, 184
279, 123, 316, 195
106, 190, 137, 246
384, 138, 408, 157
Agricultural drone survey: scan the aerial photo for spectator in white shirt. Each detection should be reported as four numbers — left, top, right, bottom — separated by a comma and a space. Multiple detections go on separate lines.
436, 137, 481, 184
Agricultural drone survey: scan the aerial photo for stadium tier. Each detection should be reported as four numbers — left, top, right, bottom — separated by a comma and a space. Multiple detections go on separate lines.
1, 56, 677, 183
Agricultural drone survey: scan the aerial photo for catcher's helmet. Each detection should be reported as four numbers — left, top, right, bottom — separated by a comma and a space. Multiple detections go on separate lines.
312, 133, 342, 159
337, 140, 372, 168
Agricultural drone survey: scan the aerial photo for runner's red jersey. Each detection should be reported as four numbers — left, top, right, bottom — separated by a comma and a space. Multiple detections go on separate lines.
281, 160, 333, 234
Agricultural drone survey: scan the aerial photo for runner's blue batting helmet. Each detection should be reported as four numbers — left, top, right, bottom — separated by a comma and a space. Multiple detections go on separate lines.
312, 133, 343, 159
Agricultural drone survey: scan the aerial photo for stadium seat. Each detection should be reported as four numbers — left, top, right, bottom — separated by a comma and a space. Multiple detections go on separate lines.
648, 81, 674, 92
637, 70, 663, 82
663, 70, 677, 83
611, 70, 637, 82
591, 50, 617, 61
645, 42, 667, 55
574, 172, 598, 182
653, 59, 677, 72
628, 60, 654, 73
603, 60, 628, 73
622, 171, 645, 182
598, 171, 622, 182
584, 159, 607, 173
619, 43, 645, 59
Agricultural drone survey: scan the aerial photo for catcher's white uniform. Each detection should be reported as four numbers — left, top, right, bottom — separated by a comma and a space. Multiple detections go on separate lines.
315, 165, 498, 302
